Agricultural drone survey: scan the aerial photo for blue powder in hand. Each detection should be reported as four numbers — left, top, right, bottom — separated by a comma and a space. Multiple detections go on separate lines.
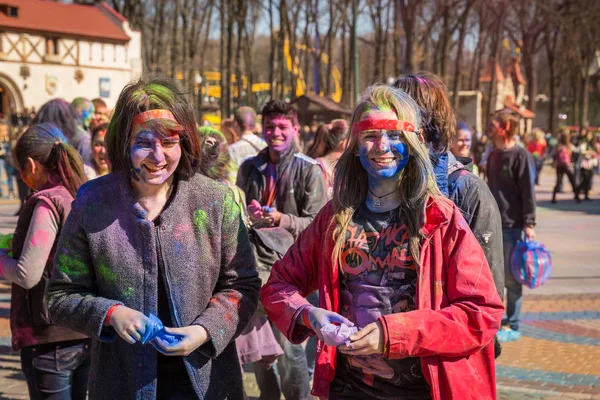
140, 314, 184, 345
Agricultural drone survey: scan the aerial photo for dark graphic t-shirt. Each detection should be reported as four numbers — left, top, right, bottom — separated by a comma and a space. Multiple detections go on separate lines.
334, 204, 431, 399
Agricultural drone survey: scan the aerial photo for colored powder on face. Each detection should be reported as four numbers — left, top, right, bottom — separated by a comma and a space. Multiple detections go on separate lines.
57, 253, 89, 277
194, 209, 208, 231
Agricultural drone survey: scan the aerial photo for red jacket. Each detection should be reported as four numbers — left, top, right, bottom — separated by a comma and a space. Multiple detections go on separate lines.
260, 200, 504, 400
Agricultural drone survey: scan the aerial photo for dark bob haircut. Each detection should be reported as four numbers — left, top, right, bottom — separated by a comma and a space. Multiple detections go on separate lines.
261, 100, 299, 126
106, 76, 201, 178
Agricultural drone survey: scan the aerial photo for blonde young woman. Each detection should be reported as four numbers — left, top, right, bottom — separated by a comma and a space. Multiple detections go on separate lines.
260, 85, 503, 400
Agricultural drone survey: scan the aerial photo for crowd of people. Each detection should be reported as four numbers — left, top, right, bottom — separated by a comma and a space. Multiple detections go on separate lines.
0, 71, 597, 400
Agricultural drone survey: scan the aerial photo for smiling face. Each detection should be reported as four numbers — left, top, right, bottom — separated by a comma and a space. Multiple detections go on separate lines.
355, 107, 410, 183
92, 129, 109, 174
263, 115, 298, 159
129, 124, 181, 186
451, 128, 472, 158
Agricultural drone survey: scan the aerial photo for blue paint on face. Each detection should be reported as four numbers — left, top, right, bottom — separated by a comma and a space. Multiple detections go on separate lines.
357, 131, 410, 183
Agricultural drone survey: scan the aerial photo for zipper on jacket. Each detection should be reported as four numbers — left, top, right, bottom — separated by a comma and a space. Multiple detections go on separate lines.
154, 226, 181, 328
155, 224, 205, 398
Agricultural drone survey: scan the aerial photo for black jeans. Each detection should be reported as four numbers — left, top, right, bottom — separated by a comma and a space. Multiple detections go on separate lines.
20, 340, 91, 400
553, 165, 578, 201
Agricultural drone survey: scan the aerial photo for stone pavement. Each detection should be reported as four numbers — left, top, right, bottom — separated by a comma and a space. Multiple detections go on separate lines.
1, 168, 599, 399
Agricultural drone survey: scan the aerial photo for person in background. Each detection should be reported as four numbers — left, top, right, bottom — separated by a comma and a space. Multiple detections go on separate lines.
527, 128, 547, 185
197, 126, 284, 398
84, 123, 110, 181
307, 120, 349, 200
71, 97, 95, 133
552, 131, 579, 204
486, 110, 536, 343
260, 85, 503, 399
0, 123, 91, 399
576, 129, 598, 201
46, 77, 260, 399
31, 99, 91, 164
90, 98, 110, 132
393, 74, 504, 349
228, 106, 267, 167
450, 122, 478, 175
237, 99, 327, 400
221, 118, 240, 145
198, 126, 239, 186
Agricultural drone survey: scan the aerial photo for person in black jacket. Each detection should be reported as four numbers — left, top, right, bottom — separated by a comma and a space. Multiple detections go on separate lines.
392, 73, 504, 355
486, 109, 536, 343
237, 100, 327, 400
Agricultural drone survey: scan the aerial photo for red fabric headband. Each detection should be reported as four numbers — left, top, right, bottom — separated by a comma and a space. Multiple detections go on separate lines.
132, 110, 184, 131
352, 119, 415, 135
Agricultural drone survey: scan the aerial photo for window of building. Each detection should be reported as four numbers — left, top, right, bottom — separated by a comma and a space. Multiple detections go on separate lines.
46, 38, 59, 56
0, 5, 19, 18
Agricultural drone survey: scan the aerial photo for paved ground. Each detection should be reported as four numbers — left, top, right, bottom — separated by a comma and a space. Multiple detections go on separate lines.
0, 168, 599, 399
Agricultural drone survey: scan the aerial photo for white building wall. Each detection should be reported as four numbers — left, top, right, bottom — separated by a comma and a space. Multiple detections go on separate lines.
0, 25, 142, 112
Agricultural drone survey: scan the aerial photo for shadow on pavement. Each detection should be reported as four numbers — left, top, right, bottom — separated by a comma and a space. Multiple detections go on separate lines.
537, 199, 600, 215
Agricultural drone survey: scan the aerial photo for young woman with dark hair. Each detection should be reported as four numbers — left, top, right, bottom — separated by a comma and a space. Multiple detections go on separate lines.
31, 99, 92, 163
46, 77, 260, 399
0, 123, 91, 399
307, 120, 349, 200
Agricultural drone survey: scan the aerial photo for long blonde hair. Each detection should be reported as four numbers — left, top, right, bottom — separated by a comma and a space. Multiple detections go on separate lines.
331, 85, 445, 267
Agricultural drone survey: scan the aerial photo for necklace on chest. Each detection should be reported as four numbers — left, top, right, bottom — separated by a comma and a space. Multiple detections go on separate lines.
368, 187, 400, 208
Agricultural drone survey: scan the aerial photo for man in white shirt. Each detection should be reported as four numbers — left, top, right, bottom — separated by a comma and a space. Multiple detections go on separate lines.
229, 106, 267, 166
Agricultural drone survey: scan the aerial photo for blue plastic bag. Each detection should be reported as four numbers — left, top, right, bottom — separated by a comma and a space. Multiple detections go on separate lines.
510, 239, 552, 289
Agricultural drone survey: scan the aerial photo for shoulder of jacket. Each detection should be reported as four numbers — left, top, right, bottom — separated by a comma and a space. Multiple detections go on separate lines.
293, 152, 319, 165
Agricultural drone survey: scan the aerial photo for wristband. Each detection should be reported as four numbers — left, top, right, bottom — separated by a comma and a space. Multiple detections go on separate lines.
104, 305, 121, 326
302, 306, 313, 330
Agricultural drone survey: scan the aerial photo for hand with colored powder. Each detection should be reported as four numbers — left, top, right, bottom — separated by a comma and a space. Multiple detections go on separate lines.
108, 306, 149, 344
140, 314, 184, 347
0, 233, 13, 255
300, 306, 355, 343
261, 206, 281, 226
154, 325, 210, 357
247, 200, 264, 223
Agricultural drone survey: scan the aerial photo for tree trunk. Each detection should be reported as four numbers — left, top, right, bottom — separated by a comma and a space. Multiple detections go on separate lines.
225, 0, 234, 116
399, 0, 418, 73
393, 0, 401, 75
219, 0, 227, 117
581, 70, 590, 128
325, 0, 335, 95
486, 3, 506, 121
439, 3, 451, 81
545, 28, 559, 135
302, 2, 312, 91
452, 0, 472, 110
170, 0, 181, 78
268, 0, 276, 98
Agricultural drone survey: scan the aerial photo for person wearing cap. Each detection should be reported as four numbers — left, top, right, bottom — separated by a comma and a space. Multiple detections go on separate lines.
260, 85, 503, 399
47, 77, 261, 399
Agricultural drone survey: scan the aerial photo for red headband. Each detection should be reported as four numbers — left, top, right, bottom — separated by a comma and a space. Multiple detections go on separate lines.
352, 119, 415, 135
132, 109, 184, 131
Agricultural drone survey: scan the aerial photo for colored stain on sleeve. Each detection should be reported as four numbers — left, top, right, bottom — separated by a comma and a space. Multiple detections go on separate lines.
31, 229, 53, 247
194, 209, 208, 231
223, 190, 241, 225
97, 258, 117, 285
57, 253, 89, 277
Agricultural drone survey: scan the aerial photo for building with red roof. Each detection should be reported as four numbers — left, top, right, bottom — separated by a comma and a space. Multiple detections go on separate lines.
479, 58, 536, 134
0, 0, 142, 118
